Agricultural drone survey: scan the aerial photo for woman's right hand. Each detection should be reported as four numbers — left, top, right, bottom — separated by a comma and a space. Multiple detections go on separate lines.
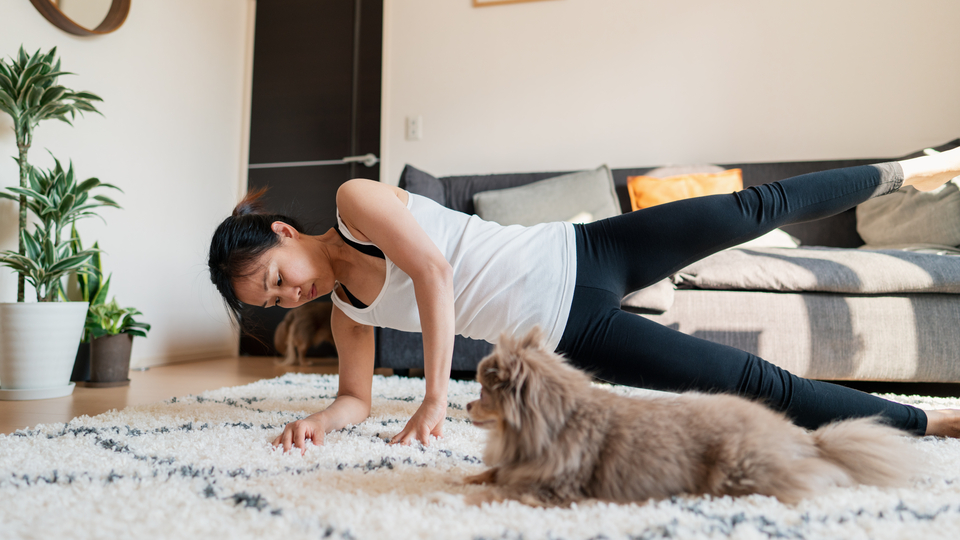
272, 415, 326, 453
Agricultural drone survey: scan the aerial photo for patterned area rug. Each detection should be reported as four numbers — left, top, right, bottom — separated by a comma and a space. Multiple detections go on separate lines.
2, 373, 960, 540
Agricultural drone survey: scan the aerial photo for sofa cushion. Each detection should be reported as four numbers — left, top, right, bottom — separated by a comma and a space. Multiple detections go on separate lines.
627, 168, 743, 211
731, 228, 801, 249
621, 279, 675, 314
674, 246, 960, 294
398, 165, 446, 206
855, 180, 960, 248
472, 165, 620, 226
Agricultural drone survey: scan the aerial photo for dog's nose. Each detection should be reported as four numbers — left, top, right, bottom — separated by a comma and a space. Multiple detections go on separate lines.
466, 401, 474, 412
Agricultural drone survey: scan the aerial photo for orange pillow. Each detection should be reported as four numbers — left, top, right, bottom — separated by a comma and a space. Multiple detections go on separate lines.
627, 169, 743, 211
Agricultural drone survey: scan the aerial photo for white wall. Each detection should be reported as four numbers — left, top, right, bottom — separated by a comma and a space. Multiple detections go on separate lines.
0, 0, 254, 366
57, 0, 114, 30
381, 0, 960, 183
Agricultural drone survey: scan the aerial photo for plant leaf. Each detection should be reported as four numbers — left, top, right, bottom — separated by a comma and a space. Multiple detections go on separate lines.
92, 274, 111, 306
57, 193, 75, 216
48, 252, 93, 274
91, 194, 121, 207
43, 235, 55, 267
70, 91, 103, 102
21, 230, 41, 260
6, 186, 52, 207
75, 177, 101, 193
39, 85, 67, 107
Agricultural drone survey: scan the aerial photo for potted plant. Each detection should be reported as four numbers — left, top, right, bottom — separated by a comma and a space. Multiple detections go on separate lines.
84, 297, 150, 387
67, 226, 108, 382
67, 228, 150, 387
0, 158, 120, 398
0, 46, 112, 400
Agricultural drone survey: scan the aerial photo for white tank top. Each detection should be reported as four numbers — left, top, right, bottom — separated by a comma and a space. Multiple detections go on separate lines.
330, 193, 577, 350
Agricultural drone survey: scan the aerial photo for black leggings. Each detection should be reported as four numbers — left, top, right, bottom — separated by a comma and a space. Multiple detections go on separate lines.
556, 163, 928, 435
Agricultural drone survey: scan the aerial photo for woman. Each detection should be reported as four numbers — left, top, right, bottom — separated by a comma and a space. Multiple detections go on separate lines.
209, 149, 960, 452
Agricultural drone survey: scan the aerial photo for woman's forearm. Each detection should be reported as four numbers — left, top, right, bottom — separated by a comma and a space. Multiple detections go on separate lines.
413, 265, 456, 402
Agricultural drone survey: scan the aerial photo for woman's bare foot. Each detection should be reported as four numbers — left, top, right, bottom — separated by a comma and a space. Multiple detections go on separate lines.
924, 409, 960, 437
899, 146, 960, 192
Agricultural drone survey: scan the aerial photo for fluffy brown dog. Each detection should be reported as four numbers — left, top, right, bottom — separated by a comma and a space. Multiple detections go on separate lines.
273, 302, 336, 366
465, 327, 918, 506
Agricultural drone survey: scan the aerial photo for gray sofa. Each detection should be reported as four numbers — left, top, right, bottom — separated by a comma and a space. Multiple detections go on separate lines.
375, 139, 960, 383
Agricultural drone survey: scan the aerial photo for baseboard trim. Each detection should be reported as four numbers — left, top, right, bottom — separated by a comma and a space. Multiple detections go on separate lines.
131, 348, 237, 369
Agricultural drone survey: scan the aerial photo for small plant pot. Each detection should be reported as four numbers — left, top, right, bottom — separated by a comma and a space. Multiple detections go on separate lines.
72, 341, 92, 382
87, 333, 133, 387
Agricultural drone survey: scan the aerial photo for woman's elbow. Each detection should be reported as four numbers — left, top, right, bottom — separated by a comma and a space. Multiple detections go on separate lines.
432, 261, 454, 288
414, 260, 453, 291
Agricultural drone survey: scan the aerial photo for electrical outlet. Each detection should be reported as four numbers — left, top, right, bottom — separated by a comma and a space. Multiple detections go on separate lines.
406, 115, 423, 141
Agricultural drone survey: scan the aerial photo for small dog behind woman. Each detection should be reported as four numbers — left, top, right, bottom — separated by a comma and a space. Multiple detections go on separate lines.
273, 301, 336, 366
465, 327, 920, 506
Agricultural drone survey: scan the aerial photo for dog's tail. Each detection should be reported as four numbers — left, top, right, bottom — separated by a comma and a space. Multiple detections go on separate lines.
812, 417, 919, 487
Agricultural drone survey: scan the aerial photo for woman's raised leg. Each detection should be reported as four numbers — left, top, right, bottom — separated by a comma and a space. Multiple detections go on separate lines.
584, 146, 960, 295
582, 163, 904, 295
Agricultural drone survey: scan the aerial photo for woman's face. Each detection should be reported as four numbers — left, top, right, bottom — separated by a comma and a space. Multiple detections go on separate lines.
233, 225, 330, 310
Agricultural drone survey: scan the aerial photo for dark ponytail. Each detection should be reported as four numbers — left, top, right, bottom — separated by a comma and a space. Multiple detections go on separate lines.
208, 188, 304, 328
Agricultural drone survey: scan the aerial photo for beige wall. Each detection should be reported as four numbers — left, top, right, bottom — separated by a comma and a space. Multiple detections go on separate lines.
381, 0, 960, 183
0, 0, 254, 366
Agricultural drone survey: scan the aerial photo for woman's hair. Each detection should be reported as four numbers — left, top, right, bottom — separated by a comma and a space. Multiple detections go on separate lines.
208, 188, 304, 328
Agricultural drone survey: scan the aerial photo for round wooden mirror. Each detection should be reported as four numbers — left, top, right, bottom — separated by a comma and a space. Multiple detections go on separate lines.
30, 0, 131, 36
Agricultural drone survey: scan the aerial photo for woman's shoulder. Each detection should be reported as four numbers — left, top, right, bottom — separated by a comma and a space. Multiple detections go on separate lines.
338, 178, 409, 207
336, 180, 412, 242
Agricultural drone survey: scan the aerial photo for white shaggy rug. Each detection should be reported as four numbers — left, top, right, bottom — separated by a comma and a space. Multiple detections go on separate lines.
3, 374, 960, 540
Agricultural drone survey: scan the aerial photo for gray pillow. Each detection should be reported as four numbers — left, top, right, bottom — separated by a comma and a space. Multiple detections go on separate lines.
472, 165, 620, 226
398, 165, 445, 206
856, 180, 960, 247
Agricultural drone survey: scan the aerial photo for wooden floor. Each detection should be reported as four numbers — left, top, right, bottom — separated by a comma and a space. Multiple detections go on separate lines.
0, 356, 377, 435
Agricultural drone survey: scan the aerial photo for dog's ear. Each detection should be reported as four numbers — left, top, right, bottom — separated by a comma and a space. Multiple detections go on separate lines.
491, 326, 545, 380
517, 326, 546, 352
500, 352, 528, 430
477, 336, 528, 429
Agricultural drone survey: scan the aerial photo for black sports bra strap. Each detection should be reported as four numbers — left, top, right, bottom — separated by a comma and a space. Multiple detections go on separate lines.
334, 224, 386, 259
337, 283, 368, 310
333, 223, 380, 310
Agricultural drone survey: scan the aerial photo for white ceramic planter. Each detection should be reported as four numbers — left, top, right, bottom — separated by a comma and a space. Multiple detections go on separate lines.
0, 301, 88, 400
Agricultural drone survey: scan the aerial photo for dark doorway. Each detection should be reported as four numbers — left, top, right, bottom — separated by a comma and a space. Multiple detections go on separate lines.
241, 0, 383, 356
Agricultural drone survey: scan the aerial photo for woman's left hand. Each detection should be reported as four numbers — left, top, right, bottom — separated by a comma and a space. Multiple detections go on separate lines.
390, 397, 447, 446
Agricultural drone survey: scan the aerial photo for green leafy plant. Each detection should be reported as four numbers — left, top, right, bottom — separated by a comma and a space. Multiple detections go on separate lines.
0, 157, 121, 301
0, 45, 102, 301
66, 225, 111, 339
86, 298, 151, 339
70, 226, 110, 307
